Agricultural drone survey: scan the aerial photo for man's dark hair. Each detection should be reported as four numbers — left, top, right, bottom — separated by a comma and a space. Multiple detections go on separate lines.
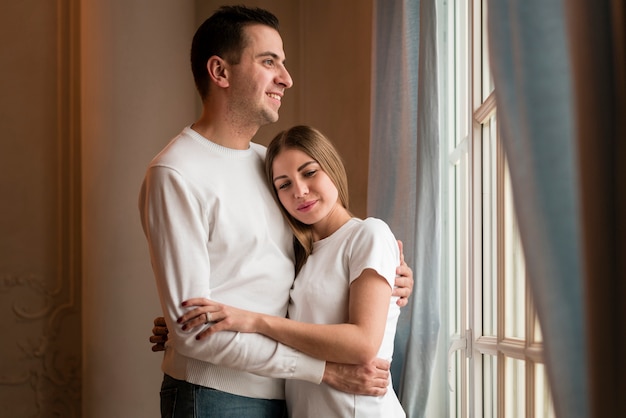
190, 5, 280, 100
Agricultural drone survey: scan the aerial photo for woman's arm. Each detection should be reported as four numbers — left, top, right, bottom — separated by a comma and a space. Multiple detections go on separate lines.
179, 268, 393, 365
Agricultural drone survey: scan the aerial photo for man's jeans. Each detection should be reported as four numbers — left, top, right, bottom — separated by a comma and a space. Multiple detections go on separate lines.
160, 374, 288, 418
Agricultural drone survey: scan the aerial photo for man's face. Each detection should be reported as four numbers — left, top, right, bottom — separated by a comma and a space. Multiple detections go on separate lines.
227, 24, 293, 128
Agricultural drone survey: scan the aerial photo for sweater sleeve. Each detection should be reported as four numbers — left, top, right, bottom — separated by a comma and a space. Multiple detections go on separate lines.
139, 164, 324, 383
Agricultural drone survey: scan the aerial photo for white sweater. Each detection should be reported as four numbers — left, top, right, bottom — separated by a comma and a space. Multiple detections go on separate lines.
139, 127, 325, 399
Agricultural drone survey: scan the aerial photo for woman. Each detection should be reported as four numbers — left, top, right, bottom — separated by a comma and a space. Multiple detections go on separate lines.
179, 125, 405, 417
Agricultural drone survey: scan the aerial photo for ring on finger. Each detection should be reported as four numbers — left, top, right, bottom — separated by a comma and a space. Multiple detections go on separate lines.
205, 312, 212, 324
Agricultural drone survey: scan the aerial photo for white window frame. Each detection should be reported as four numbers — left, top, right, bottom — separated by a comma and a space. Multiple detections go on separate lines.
439, 0, 554, 416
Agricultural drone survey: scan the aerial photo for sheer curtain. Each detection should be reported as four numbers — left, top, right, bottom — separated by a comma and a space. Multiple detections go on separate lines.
368, 0, 440, 416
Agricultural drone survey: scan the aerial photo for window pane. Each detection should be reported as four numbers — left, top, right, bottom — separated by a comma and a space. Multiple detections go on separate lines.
535, 364, 555, 418
455, 0, 470, 146
450, 350, 462, 418
453, 163, 462, 337
535, 313, 543, 343
482, 116, 497, 336
504, 357, 526, 418
483, 354, 497, 418
481, 0, 494, 99
504, 161, 526, 339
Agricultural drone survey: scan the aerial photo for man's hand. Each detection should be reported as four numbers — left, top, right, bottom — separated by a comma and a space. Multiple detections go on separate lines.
150, 316, 168, 352
322, 358, 390, 396
393, 240, 414, 307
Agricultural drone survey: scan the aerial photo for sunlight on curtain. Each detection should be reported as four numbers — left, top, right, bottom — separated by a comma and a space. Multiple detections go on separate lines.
486, 0, 588, 417
368, 1, 441, 417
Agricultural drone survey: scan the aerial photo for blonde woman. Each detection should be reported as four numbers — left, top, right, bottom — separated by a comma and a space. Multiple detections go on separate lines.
180, 125, 405, 417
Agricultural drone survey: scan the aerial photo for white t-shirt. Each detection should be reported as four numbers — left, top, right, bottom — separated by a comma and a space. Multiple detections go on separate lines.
285, 217, 406, 417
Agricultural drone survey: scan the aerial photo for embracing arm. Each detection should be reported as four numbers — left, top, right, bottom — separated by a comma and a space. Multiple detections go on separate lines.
150, 314, 391, 395
153, 256, 411, 354
181, 268, 393, 365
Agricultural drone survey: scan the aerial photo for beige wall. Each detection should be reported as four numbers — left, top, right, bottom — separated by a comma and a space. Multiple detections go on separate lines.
0, 1, 82, 416
0, 1, 372, 416
295, 0, 373, 217
80, 1, 197, 417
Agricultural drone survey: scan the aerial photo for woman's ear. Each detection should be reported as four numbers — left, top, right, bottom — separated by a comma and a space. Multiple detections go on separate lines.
207, 56, 229, 88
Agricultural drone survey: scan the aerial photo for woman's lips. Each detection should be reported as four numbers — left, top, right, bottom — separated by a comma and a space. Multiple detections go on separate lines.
297, 200, 317, 212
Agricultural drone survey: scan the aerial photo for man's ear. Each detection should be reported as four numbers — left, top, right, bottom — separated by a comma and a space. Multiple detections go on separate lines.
207, 56, 229, 87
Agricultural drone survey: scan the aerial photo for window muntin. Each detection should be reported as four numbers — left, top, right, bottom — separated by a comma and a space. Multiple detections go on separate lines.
440, 0, 555, 415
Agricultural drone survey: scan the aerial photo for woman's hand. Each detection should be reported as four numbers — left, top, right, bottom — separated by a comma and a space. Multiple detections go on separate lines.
178, 298, 260, 339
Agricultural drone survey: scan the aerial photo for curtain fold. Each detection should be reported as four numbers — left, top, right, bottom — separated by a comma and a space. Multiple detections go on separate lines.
486, 0, 589, 417
369, 1, 440, 416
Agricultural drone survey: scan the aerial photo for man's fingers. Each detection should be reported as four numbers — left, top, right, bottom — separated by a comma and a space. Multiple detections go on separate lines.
372, 357, 390, 371
151, 344, 166, 352
152, 325, 169, 336
397, 240, 405, 264
149, 335, 167, 344
151, 316, 168, 353
392, 284, 411, 298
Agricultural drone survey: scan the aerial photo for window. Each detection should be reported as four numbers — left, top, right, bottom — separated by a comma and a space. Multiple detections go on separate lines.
438, 0, 555, 416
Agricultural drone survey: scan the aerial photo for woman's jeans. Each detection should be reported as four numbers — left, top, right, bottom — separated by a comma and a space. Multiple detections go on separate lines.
160, 374, 287, 418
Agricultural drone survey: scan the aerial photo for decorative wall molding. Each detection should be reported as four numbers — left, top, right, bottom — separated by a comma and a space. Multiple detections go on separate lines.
0, 0, 81, 416
0, 271, 81, 415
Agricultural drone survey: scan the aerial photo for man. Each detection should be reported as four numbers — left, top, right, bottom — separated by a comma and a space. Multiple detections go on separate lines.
139, 6, 413, 417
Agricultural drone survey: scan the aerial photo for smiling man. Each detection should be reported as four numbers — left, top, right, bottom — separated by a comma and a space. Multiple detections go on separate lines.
139, 6, 412, 418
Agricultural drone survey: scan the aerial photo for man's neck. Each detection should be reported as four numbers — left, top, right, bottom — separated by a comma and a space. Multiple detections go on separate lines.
191, 112, 259, 151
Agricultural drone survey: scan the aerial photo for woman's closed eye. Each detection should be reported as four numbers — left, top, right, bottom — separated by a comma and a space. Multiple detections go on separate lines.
276, 180, 291, 190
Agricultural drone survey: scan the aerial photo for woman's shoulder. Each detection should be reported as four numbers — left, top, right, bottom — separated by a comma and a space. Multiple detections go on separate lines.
359, 217, 394, 233
348, 217, 396, 241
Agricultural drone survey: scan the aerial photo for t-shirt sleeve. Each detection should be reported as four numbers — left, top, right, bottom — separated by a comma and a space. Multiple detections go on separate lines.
346, 218, 400, 289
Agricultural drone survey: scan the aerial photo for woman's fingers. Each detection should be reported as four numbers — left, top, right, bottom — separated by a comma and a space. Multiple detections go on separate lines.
178, 299, 224, 328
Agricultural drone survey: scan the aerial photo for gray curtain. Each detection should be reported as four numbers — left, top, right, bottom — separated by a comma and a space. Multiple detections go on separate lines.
486, 0, 592, 417
368, 0, 440, 417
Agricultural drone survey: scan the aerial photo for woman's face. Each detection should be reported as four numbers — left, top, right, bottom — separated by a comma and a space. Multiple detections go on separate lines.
271, 148, 341, 228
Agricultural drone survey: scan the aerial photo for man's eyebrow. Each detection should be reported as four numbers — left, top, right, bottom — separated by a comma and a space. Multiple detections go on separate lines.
256, 52, 279, 59
256, 51, 286, 64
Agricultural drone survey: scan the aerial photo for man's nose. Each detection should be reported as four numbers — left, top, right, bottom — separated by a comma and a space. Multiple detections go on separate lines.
277, 65, 293, 89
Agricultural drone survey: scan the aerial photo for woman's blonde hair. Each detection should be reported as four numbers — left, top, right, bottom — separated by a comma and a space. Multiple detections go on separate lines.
265, 125, 350, 274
